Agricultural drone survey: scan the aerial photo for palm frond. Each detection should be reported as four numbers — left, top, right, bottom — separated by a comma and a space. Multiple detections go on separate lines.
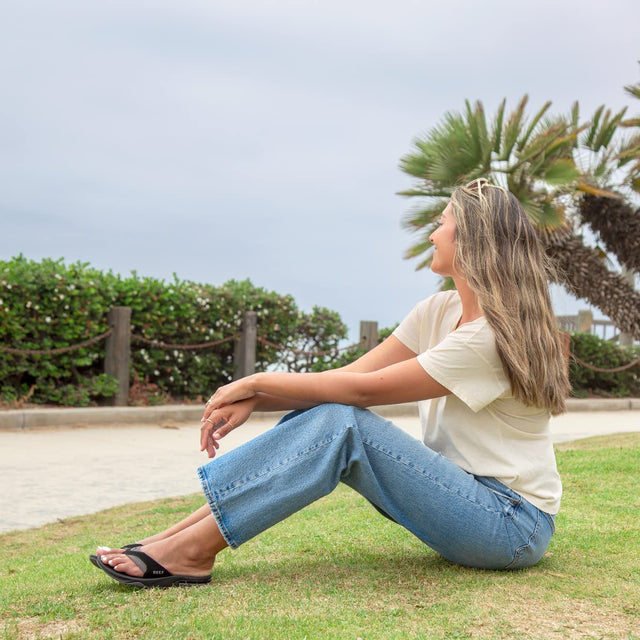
584, 105, 604, 148
519, 195, 565, 230
400, 200, 448, 232
575, 182, 619, 198
543, 158, 581, 186
624, 81, 640, 101
514, 122, 572, 170
491, 98, 506, 153
403, 237, 433, 259
517, 100, 552, 149
398, 148, 432, 179
497, 95, 528, 161
464, 100, 491, 167
619, 117, 640, 128
570, 101, 580, 129
582, 106, 628, 153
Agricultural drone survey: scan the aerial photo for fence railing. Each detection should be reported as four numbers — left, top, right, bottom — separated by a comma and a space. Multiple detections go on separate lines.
556, 310, 632, 345
106, 309, 378, 405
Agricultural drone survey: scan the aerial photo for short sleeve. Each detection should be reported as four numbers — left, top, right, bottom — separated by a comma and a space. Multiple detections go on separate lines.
392, 304, 422, 354
417, 322, 510, 412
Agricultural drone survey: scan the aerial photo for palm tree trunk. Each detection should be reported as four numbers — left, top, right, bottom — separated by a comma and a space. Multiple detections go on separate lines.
543, 226, 640, 340
579, 194, 640, 273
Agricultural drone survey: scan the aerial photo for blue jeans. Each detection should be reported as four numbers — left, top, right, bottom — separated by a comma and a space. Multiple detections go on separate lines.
197, 404, 555, 570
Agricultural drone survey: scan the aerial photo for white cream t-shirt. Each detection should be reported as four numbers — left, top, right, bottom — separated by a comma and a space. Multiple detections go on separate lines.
393, 290, 562, 514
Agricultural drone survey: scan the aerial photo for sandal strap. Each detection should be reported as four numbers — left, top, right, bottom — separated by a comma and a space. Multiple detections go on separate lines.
125, 549, 172, 579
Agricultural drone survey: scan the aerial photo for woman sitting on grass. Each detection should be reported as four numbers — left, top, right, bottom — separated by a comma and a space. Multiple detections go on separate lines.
92, 179, 570, 587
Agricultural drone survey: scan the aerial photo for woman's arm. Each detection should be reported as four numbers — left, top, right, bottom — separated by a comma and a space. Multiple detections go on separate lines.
207, 357, 450, 413
251, 392, 316, 412
236, 335, 417, 413
337, 334, 418, 373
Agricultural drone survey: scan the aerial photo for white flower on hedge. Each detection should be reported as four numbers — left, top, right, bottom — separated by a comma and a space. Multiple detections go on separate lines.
26, 301, 32, 308
154, 370, 160, 375
45, 316, 51, 323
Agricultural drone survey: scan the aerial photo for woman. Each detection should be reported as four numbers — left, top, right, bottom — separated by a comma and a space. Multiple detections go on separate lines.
93, 179, 570, 587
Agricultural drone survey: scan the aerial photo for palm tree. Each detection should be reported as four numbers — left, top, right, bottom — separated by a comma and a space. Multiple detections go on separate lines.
545, 225, 640, 338
579, 194, 640, 273
399, 94, 640, 339
576, 79, 640, 273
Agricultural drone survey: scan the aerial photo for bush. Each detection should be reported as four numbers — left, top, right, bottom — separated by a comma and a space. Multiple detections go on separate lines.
0, 257, 120, 406
569, 332, 640, 397
330, 323, 399, 369
275, 306, 349, 373
0, 256, 305, 406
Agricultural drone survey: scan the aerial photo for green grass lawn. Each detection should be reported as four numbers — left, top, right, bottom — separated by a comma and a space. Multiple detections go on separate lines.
1, 433, 639, 640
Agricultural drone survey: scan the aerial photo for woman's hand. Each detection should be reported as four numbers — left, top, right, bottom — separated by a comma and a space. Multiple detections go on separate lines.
200, 396, 256, 458
206, 375, 258, 411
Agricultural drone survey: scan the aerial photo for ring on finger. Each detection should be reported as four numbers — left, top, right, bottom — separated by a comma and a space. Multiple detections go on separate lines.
205, 417, 215, 425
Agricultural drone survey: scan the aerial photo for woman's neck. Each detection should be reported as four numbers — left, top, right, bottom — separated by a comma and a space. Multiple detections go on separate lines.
454, 277, 483, 326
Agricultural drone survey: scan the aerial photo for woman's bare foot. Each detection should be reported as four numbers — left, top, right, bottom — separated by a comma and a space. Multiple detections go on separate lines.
97, 514, 227, 579
97, 504, 212, 554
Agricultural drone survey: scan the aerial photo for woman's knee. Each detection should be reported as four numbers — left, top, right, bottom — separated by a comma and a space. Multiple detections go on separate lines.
278, 403, 361, 427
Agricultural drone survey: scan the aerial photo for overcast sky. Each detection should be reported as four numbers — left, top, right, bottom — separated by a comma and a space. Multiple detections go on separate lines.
1, 0, 639, 340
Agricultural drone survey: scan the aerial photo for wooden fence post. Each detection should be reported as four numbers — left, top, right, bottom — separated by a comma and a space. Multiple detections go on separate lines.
359, 320, 378, 352
105, 306, 131, 406
234, 311, 257, 379
577, 310, 593, 333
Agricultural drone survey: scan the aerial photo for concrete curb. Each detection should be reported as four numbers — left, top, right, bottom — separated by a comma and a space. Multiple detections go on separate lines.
0, 398, 638, 431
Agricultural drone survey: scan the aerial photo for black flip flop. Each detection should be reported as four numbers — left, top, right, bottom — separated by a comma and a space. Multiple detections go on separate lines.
89, 543, 141, 568
95, 548, 211, 588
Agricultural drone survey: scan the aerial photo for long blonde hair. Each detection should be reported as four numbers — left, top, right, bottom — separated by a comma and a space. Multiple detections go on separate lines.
450, 179, 570, 415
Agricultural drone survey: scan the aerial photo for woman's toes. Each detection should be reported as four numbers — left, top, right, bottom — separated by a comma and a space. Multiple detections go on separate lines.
101, 553, 143, 576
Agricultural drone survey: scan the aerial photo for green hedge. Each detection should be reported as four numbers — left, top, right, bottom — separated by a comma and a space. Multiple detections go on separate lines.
0, 256, 348, 406
569, 332, 640, 397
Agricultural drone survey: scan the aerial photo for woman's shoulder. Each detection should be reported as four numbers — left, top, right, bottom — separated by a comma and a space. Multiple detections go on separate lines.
413, 290, 461, 315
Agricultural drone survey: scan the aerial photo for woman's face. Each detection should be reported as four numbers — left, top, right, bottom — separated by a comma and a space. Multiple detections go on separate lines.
429, 202, 457, 276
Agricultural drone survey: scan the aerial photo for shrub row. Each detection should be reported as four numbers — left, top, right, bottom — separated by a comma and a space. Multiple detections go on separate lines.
569, 332, 640, 398
0, 256, 349, 406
